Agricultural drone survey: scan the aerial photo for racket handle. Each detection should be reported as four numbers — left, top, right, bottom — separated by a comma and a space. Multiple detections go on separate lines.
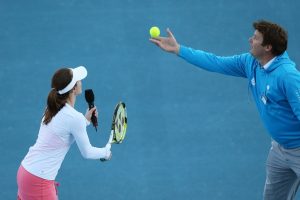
108, 131, 114, 144
100, 154, 112, 162
100, 143, 112, 162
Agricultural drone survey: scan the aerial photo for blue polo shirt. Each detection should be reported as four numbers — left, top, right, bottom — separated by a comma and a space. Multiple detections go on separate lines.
179, 45, 300, 149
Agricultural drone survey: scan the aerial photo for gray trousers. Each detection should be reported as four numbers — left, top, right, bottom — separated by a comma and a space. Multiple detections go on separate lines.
264, 141, 300, 200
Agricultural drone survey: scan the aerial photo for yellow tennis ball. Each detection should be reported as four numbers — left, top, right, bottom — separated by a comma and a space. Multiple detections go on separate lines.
149, 26, 160, 38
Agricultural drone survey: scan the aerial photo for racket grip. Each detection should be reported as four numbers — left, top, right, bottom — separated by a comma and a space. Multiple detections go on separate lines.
108, 131, 114, 144
100, 155, 111, 162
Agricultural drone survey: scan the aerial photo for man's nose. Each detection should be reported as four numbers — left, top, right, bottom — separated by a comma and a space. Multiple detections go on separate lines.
249, 37, 253, 44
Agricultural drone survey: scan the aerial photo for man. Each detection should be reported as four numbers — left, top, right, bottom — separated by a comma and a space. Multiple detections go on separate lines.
150, 20, 300, 200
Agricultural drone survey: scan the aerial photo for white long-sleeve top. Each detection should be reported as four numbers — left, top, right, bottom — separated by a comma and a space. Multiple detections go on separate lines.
21, 103, 108, 180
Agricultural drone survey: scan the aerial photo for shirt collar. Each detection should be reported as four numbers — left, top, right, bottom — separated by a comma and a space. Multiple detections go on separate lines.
262, 57, 276, 70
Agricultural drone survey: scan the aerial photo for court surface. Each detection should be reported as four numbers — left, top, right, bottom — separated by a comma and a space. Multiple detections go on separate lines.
1, 0, 300, 199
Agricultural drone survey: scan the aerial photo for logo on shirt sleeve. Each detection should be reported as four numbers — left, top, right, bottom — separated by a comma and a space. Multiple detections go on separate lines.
251, 77, 256, 86
295, 88, 300, 102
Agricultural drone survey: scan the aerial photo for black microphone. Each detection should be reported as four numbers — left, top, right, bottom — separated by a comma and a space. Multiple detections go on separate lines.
84, 89, 98, 131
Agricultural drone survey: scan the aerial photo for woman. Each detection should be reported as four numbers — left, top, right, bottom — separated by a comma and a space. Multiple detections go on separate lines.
17, 66, 112, 200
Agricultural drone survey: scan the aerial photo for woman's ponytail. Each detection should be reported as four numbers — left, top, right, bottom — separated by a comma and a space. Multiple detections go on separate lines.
43, 68, 72, 125
43, 89, 69, 124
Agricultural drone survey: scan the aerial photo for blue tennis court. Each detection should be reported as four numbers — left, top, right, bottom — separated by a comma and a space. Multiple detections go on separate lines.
1, 0, 299, 199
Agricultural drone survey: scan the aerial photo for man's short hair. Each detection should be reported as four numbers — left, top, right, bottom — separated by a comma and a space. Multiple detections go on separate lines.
253, 20, 288, 56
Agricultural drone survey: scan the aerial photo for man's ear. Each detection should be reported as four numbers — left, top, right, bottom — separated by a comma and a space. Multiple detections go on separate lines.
264, 44, 272, 52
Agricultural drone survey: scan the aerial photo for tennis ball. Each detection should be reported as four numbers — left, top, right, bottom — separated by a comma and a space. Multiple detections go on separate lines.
149, 26, 160, 38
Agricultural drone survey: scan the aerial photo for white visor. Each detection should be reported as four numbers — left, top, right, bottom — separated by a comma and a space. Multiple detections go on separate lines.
58, 66, 87, 95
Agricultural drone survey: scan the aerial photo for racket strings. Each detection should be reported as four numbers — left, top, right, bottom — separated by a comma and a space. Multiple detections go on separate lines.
112, 103, 127, 144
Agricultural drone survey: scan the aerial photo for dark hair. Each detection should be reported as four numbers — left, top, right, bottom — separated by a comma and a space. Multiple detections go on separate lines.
43, 68, 72, 125
253, 20, 288, 56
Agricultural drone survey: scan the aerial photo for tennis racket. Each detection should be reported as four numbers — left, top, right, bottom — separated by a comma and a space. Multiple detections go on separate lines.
110, 102, 127, 144
100, 102, 127, 162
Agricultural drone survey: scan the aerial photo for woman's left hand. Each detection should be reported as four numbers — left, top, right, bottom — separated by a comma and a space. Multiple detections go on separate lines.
85, 107, 98, 122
